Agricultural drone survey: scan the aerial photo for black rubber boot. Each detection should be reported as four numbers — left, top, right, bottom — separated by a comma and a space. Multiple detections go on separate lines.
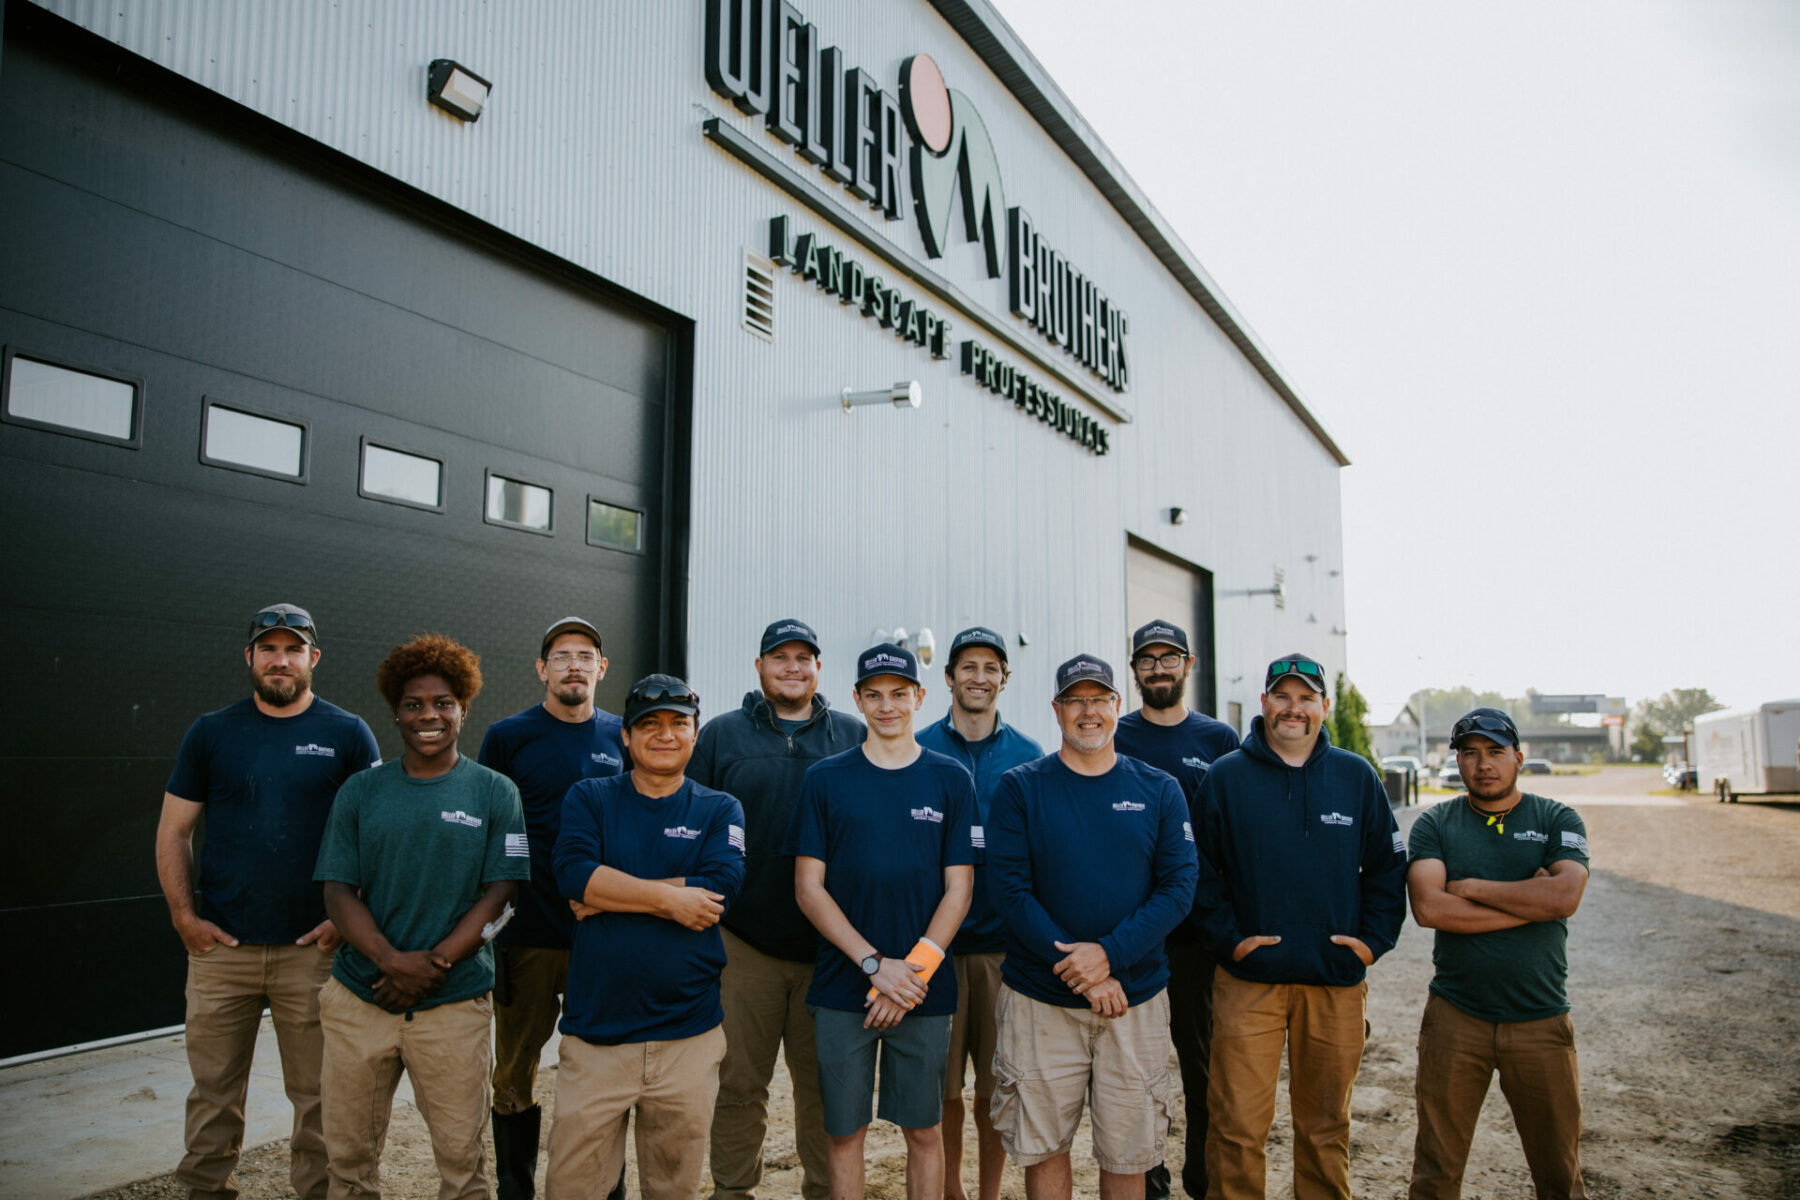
492, 1105, 543, 1200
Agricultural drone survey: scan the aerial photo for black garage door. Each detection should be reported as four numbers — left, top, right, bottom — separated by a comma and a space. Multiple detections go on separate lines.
0, 11, 690, 1057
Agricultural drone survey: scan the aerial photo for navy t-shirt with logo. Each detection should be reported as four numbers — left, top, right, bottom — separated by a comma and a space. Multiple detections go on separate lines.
166, 696, 381, 944
478, 705, 626, 947
784, 747, 978, 1016
1114, 709, 1240, 802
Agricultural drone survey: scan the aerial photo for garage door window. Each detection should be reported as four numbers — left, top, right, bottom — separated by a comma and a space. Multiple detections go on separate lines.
360, 439, 444, 511
2, 351, 141, 447
485, 471, 553, 534
587, 499, 644, 552
200, 400, 307, 481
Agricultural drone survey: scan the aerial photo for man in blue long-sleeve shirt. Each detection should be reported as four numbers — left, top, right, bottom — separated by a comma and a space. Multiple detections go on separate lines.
987, 654, 1198, 1200
1193, 653, 1407, 1200
545, 675, 745, 1199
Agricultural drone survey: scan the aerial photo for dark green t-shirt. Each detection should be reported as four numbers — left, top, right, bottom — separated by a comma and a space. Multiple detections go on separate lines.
314, 756, 529, 1009
1407, 792, 1590, 1023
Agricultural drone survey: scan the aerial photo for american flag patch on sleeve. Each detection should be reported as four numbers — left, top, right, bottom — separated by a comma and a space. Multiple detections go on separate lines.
728, 824, 745, 853
1561, 831, 1588, 854
504, 833, 528, 858
1392, 833, 1406, 856
971, 825, 985, 848
1183, 821, 1195, 843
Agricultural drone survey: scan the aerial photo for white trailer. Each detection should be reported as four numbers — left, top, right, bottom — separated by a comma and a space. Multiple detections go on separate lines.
1695, 700, 1800, 801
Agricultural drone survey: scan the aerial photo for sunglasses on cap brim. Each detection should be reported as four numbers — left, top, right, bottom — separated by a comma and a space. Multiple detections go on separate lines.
1453, 714, 1517, 744
631, 681, 698, 705
1266, 659, 1322, 678
251, 612, 314, 635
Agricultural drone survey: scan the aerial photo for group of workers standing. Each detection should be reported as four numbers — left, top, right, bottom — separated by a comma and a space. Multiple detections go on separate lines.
156, 603, 1591, 1200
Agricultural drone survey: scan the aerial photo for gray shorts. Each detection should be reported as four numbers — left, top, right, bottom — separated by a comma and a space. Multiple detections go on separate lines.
809, 1006, 954, 1136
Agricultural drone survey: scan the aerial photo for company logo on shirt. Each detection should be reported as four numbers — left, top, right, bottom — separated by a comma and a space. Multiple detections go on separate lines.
971, 824, 986, 848
1112, 800, 1146, 813
1513, 829, 1549, 843
728, 824, 745, 853
1182, 821, 1195, 843
664, 825, 702, 840
591, 752, 622, 767
1561, 831, 1589, 854
504, 833, 529, 858
910, 806, 944, 823
1319, 812, 1355, 827
441, 810, 483, 828
294, 743, 337, 757
1182, 756, 1206, 769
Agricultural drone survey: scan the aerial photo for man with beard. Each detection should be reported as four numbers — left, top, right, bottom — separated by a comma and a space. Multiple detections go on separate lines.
1192, 653, 1407, 1200
986, 655, 1197, 1200
155, 603, 380, 1200
690, 619, 864, 1200
478, 617, 626, 1200
916, 627, 1043, 1200
1113, 620, 1239, 1199
1405, 708, 1590, 1200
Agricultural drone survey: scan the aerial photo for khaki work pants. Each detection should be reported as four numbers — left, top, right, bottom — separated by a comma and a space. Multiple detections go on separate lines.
546, 1024, 728, 1200
1409, 993, 1586, 1200
491, 944, 569, 1114
1206, 972, 1367, 1200
177, 942, 335, 1200
708, 929, 830, 1200
317, 977, 494, 1200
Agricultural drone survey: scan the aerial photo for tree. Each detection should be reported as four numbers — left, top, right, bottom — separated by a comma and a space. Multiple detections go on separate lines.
1332, 673, 1380, 768
1630, 688, 1724, 760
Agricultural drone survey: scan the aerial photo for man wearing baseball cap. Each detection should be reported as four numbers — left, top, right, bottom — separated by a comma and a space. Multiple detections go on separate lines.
986, 655, 1198, 1200
692, 619, 865, 1200
916, 627, 1044, 1200
785, 643, 976, 1200
478, 617, 626, 1200
154, 604, 380, 1199
1193, 653, 1407, 1200
1406, 708, 1590, 1199
1114, 619, 1239, 1200
546, 675, 746, 1199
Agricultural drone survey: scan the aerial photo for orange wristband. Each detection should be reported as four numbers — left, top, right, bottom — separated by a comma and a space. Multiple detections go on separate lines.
867, 937, 946, 1006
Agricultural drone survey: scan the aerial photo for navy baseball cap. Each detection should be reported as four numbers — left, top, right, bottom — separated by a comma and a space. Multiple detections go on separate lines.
623, 674, 700, 726
1131, 619, 1190, 657
541, 616, 602, 658
1264, 652, 1327, 694
760, 618, 821, 657
947, 626, 1008, 667
248, 603, 318, 647
1451, 707, 1520, 750
1054, 654, 1118, 698
855, 642, 921, 687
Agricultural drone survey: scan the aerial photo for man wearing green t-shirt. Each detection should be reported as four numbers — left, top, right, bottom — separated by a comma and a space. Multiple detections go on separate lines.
1405, 707, 1591, 1200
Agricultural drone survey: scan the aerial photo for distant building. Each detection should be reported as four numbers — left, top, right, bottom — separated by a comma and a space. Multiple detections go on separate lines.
1368, 703, 1424, 759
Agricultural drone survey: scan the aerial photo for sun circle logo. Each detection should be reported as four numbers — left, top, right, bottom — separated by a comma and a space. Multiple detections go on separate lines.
900, 55, 953, 157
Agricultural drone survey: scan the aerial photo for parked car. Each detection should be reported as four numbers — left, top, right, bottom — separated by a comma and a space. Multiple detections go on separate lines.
1437, 762, 1464, 789
1522, 758, 1553, 775
1382, 755, 1424, 778
1663, 761, 1697, 790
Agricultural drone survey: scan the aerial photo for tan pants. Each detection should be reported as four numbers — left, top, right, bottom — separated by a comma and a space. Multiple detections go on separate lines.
547, 1025, 728, 1200
317, 976, 494, 1200
177, 942, 335, 1200
492, 945, 569, 1114
1409, 993, 1586, 1200
708, 929, 830, 1200
945, 951, 1005, 1100
1206, 972, 1367, 1200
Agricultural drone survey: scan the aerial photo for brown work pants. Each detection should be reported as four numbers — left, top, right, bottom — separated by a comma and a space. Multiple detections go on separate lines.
1409, 993, 1586, 1200
1206, 972, 1367, 1200
708, 929, 830, 1200
317, 976, 494, 1200
546, 1024, 728, 1200
177, 942, 335, 1200
491, 944, 569, 1114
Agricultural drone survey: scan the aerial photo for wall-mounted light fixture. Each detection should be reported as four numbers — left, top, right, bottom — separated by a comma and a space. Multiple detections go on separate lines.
842, 381, 921, 412
915, 628, 936, 666
1168, 506, 1187, 526
428, 59, 491, 122
1331, 625, 1349, 637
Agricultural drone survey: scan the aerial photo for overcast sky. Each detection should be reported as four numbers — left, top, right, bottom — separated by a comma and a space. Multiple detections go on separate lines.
989, 0, 1800, 717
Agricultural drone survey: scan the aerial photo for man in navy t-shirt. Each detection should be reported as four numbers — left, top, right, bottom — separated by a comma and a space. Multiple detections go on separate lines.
1112, 618, 1240, 1200
477, 616, 625, 1200
545, 674, 745, 1200
786, 643, 976, 1200
155, 603, 380, 1200
987, 654, 1198, 1200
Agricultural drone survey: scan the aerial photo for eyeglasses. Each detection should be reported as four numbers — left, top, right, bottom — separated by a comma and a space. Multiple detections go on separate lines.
546, 651, 600, 669
1452, 713, 1517, 745
1056, 693, 1118, 712
1133, 652, 1187, 671
1265, 658, 1323, 679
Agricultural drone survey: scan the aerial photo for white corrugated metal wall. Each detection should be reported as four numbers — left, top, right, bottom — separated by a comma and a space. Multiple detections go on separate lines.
34, 0, 1348, 747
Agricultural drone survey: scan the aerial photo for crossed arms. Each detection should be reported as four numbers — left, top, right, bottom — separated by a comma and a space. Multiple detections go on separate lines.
1407, 857, 1589, 932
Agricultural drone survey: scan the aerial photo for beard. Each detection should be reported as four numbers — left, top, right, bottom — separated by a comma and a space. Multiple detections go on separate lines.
551, 681, 591, 707
1465, 772, 1517, 802
1136, 676, 1186, 710
252, 663, 311, 707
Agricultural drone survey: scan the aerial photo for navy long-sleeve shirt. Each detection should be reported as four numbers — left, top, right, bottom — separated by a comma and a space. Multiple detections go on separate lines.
988, 753, 1198, 1007
1193, 719, 1407, 987
554, 774, 745, 1045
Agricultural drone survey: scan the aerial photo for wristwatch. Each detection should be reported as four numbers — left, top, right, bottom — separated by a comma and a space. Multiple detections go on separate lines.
860, 953, 883, 976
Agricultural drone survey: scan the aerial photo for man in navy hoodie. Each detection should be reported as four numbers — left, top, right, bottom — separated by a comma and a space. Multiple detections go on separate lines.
1193, 653, 1407, 1200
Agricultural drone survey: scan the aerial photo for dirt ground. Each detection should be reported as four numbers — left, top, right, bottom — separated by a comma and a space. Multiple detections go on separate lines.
91, 767, 1800, 1199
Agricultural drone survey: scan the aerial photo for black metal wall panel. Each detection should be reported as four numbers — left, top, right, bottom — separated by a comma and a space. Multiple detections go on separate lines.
0, 14, 684, 1056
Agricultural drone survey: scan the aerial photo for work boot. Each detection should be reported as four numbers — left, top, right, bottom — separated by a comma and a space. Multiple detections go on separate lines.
1145, 1161, 1172, 1200
492, 1105, 543, 1200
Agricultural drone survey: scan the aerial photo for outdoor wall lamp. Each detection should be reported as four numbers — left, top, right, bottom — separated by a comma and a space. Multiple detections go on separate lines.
1168, 506, 1188, 525
842, 381, 922, 412
428, 60, 491, 122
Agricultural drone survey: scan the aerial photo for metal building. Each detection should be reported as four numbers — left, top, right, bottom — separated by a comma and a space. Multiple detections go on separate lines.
0, 0, 1349, 1057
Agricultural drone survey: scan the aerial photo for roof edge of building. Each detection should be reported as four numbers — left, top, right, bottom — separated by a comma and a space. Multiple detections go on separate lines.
928, 0, 1351, 467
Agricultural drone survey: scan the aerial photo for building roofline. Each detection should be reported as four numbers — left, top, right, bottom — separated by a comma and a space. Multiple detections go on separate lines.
928, 0, 1351, 466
